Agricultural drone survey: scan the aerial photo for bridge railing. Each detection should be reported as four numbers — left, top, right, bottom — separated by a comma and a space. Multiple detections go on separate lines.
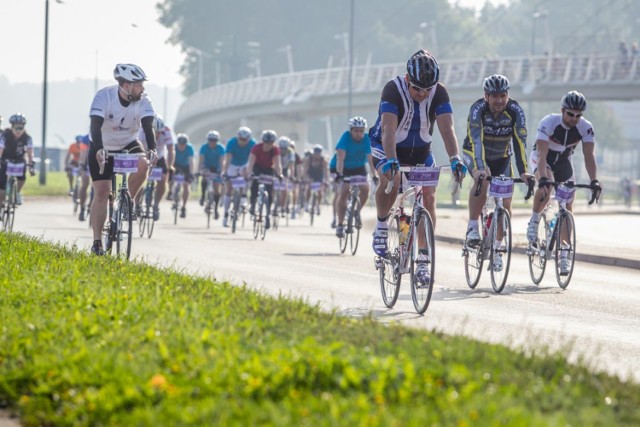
177, 53, 639, 122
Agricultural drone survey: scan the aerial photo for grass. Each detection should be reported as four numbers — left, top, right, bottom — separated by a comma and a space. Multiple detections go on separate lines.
22, 172, 71, 197
1, 234, 639, 425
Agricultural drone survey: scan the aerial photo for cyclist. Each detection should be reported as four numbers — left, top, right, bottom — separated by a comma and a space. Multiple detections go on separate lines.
221, 126, 256, 227
0, 113, 36, 207
137, 115, 174, 220
289, 139, 304, 219
329, 151, 338, 228
302, 144, 328, 214
173, 133, 195, 218
275, 136, 295, 217
369, 49, 466, 283
88, 63, 156, 255
198, 130, 225, 219
246, 129, 283, 229
75, 134, 92, 221
64, 134, 89, 196
526, 90, 601, 274
334, 116, 378, 238
462, 74, 532, 272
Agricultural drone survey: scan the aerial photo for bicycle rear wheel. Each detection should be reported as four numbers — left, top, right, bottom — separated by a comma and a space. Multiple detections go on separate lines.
72, 180, 80, 214
349, 199, 361, 255
410, 209, 435, 314
490, 208, 512, 293
528, 213, 549, 284
463, 240, 484, 289
253, 200, 263, 240
116, 192, 133, 260
339, 206, 349, 254
378, 213, 401, 308
309, 193, 316, 226
172, 186, 180, 225
555, 211, 576, 289
138, 210, 147, 237
3, 180, 18, 232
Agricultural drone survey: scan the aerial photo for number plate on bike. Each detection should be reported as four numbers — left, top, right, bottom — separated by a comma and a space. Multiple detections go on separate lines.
148, 167, 163, 181
309, 182, 322, 190
71, 167, 81, 177
173, 174, 186, 183
488, 179, 514, 198
347, 175, 368, 185
273, 180, 287, 190
231, 177, 246, 188
406, 167, 440, 187
555, 184, 575, 203
6, 162, 25, 177
203, 172, 219, 182
113, 153, 139, 173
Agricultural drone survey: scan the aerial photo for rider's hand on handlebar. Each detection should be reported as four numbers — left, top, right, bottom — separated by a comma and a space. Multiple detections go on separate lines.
147, 149, 158, 166
380, 157, 399, 175
334, 173, 343, 184
590, 179, 602, 204
372, 175, 380, 185
450, 156, 467, 184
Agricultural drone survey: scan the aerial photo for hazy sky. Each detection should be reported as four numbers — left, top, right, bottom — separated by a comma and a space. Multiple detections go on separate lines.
0, 0, 508, 88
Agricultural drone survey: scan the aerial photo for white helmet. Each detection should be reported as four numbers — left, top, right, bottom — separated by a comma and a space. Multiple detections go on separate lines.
349, 116, 367, 129
153, 115, 165, 132
237, 126, 252, 139
277, 136, 291, 149
207, 130, 221, 141
113, 63, 147, 82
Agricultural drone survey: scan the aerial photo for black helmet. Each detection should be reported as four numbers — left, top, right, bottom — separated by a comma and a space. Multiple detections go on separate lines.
261, 129, 278, 143
406, 50, 439, 89
561, 91, 587, 111
483, 74, 510, 94
9, 113, 27, 125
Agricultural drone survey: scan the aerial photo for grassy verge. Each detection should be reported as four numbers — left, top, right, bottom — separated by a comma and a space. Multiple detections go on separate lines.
21, 172, 70, 197
1, 235, 639, 425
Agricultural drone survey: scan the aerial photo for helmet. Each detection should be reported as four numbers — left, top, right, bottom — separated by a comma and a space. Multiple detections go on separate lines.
176, 133, 190, 144
277, 136, 291, 149
261, 129, 278, 143
313, 144, 323, 153
207, 130, 221, 141
237, 126, 252, 139
153, 115, 165, 132
349, 116, 367, 129
9, 113, 27, 125
561, 90, 587, 111
75, 134, 84, 142
483, 74, 510, 94
113, 63, 147, 82
289, 140, 296, 148
406, 49, 439, 89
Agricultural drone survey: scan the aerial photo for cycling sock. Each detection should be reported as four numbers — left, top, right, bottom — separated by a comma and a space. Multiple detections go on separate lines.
468, 219, 478, 229
376, 217, 388, 229
531, 212, 541, 222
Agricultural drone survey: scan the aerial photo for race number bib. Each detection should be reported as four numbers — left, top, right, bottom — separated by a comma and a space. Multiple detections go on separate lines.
555, 184, 575, 204
113, 153, 139, 173
6, 162, 25, 177
488, 178, 514, 198
406, 167, 440, 187
148, 167, 163, 181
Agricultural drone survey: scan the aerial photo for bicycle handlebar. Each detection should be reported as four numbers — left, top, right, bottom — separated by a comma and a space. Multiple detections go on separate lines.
474, 175, 535, 200
538, 180, 601, 205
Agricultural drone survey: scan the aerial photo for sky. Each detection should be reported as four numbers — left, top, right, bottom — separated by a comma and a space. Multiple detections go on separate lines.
0, 0, 509, 88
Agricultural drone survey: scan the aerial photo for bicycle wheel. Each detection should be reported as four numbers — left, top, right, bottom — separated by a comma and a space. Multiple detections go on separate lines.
206, 199, 212, 229
102, 196, 115, 255
72, 180, 80, 214
4, 180, 18, 232
146, 192, 156, 239
463, 215, 485, 289
309, 193, 316, 226
260, 194, 268, 240
489, 208, 512, 293
173, 186, 180, 225
253, 199, 263, 240
528, 213, 549, 284
378, 213, 402, 308
410, 209, 435, 314
138, 208, 147, 237
339, 201, 350, 254
554, 211, 576, 289
115, 192, 133, 260
349, 199, 361, 255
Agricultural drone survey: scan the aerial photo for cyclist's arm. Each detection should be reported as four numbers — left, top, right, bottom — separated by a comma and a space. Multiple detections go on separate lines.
166, 144, 175, 170
247, 152, 256, 176
534, 139, 551, 179
510, 102, 529, 176
336, 149, 346, 175
90, 115, 105, 150
197, 150, 205, 173
582, 142, 598, 181
26, 145, 34, 166
380, 112, 398, 160
436, 112, 461, 164
273, 153, 282, 177
141, 116, 156, 151
222, 153, 232, 175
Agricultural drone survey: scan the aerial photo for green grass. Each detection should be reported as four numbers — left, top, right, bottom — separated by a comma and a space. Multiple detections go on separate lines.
1, 234, 638, 425
21, 172, 71, 197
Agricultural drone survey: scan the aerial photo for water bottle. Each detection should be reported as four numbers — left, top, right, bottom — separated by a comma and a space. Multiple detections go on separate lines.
399, 214, 410, 244
549, 216, 557, 232
484, 212, 492, 237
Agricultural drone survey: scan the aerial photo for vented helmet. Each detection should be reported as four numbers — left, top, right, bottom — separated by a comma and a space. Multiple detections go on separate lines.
113, 63, 147, 82
261, 129, 278, 143
313, 144, 323, 153
561, 91, 587, 111
406, 50, 439, 89
153, 115, 165, 132
483, 74, 510, 94
277, 136, 291, 149
237, 126, 252, 139
176, 133, 190, 144
9, 113, 27, 125
349, 116, 367, 129
207, 130, 221, 141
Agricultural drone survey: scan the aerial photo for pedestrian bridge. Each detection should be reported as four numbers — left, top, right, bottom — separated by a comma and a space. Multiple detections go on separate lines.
175, 52, 640, 142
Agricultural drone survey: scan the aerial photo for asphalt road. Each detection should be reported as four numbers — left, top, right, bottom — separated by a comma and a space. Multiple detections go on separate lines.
9, 197, 640, 383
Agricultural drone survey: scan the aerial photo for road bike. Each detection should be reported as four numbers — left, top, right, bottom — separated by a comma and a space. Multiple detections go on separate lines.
339, 175, 367, 255
227, 175, 248, 233
138, 166, 163, 238
271, 178, 290, 230
101, 152, 140, 260
1, 161, 25, 233
527, 180, 600, 289
252, 175, 274, 240
463, 176, 534, 293
375, 165, 442, 314
70, 166, 84, 214
202, 171, 221, 229
170, 173, 186, 225
307, 181, 322, 226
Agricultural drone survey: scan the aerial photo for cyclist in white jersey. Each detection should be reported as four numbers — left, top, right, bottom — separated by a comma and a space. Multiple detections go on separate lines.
87, 63, 157, 255
137, 115, 175, 220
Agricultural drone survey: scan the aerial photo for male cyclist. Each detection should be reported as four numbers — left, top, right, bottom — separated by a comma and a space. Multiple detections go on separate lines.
198, 130, 225, 219
302, 144, 328, 214
275, 136, 295, 218
174, 133, 195, 218
64, 134, 89, 196
462, 74, 532, 271
370, 49, 466, 284
137, 115, 174, 220
246, 129, 283, 229
88, 63, 157, 255
334, 116, 378, 238
526, 90, 601, 275
221, 126, 256, 227
0, 113, 36, 207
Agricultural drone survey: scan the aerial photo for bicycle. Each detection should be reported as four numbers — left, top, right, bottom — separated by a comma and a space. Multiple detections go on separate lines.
463, 175, 534, 293
101, 152, 140, 260
252, 175, 274, 240
227, 175, 248, 233
170, 173, 186, 225
527, 180, 600, 289
271, 178, 291, 230
70, 166, 83, 214
1, 161, 26, 233
202, 171, 221, 229
308, 181, 322, 226
138, 166, 163, 238
375, 165, 442, 314
339, 175, 367, 255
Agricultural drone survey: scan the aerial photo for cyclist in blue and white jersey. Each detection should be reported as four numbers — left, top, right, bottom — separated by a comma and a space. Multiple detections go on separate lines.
462, 74, 532, 258
275, 136, 295, 218
526, 91, 601, 274
334, 116, 379, 238
137, 115, 174, 220
370, 50, 466, 272
0, 113, 36, 207
174, 133, 195, 218
221, 126, 256, 227
198, 130, 225, 219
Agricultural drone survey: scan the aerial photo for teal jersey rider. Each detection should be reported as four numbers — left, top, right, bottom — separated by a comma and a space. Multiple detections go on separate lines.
335, 130, 371, 169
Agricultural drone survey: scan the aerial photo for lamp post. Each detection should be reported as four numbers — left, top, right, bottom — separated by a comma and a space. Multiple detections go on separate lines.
531, 11, 548, 55
278, 44, 294, 74
419, 21, 438, 55
40, 0, 50, 185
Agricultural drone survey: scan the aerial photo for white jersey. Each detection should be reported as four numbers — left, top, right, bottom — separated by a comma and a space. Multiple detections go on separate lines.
89, 85, 155, 151
534, 114, 595, 154
138, 126, 174, 158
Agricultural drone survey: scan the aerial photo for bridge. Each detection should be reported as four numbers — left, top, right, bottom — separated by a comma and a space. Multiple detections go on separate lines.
174, 52, 640, 145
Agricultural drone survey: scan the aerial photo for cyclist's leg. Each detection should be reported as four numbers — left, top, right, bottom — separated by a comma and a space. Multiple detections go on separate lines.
249, 178, 259, 214
336, 182, 348, 225
182, 181, 190, 208
126, 143, 149, 200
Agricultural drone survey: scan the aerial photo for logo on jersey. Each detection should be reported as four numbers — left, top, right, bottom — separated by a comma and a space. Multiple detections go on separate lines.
587, 127, 594, 136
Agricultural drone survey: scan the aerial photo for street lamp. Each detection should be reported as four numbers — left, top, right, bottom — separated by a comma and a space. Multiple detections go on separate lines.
183, 44, 210, 92
419, 21, 438, 55
277, 44, 294, 74
531, 11, 548, 55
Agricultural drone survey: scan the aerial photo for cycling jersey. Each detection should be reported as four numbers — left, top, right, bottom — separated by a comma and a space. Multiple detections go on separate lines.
175, 143, 195, 168
280, 147, 295, 171
369, 77, 453, 166
200, 142, 225, 171
67, 142, 88, 164
307, 155, 326, 182
251, 143, 280, 173
226, 137, 256, 166
462, 98, 528, 175
138, 126, 174, 158
335, 130, 371, 170
0, 128, 33, 162
89, 85, 155, 151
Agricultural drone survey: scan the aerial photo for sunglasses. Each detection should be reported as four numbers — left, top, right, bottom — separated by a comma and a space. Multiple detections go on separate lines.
409, 82, 435, 94
565, 111, 583, 118
12, 126, 24, 131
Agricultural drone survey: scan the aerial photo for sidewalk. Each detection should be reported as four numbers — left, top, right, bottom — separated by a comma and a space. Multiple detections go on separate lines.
435, 203, 640, 270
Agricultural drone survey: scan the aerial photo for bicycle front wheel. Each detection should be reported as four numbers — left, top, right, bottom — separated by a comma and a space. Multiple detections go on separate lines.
379, 213, 401, 308
528, 213, 549, 284
253, 200, 263, 240
489, 208, 512, 293
349, 199, 361, 255
555, 211, 576, 289
115, 192, 133, 260
3, 180, 18, 232
410, 209, 435, 314
309, 193, 316, 226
